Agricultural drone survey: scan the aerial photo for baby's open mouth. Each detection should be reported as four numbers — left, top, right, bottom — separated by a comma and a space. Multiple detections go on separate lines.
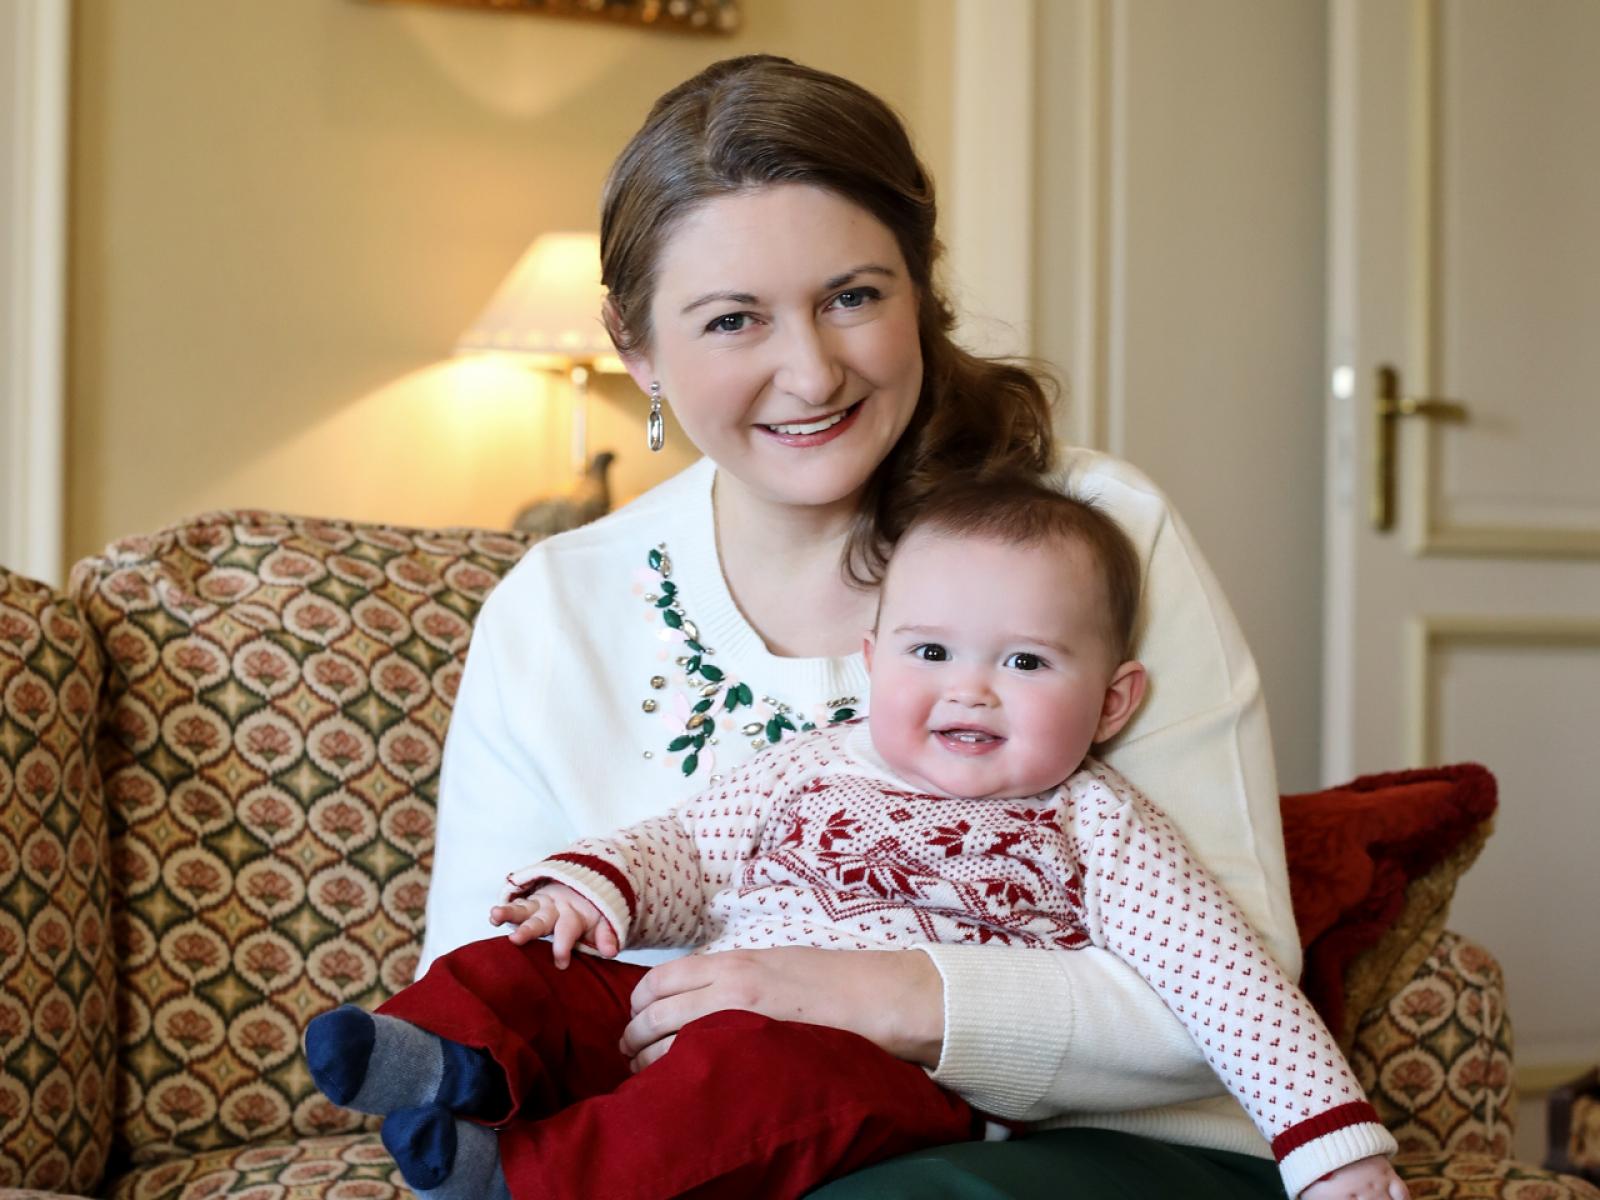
934, 727, 1003, 753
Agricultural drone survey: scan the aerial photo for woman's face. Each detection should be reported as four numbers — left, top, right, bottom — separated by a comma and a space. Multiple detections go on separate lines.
626, 184, 924, 514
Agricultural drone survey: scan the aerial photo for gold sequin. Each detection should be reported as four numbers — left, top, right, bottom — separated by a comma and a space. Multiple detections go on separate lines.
642, 699, 658, 713
651, 676, 666, 689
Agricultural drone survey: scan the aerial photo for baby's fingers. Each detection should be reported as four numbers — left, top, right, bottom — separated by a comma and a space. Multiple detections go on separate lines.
591, 918, 619, 959
551, 906, 589, 969
507, 900, 557, 945
1389, 1178, 1410, 1200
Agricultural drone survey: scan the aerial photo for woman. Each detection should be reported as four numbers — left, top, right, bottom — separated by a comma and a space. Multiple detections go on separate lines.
420, 55, 1298, 1197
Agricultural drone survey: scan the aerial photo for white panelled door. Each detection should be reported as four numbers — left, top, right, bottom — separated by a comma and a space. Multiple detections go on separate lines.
1325, 0, 1600, 1084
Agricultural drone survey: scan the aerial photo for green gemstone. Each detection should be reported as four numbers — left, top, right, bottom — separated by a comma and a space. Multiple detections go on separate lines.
736, 683, 753, 705
686, 655, 701, 674
765, 718, 782, 742
692, 698, 712, 714
776, 714, 796, 732
700, 664, 724, 682
682, 753, 698, 776
831, 708, 856, 722
656, 595, 675, 609
686, 640, 704, 653
661, 580, 677, 595
663, 610, 682, 629
668, 735, 694, 752
722, 690, 740, 711
800, 722, 816, 732
648, 549, 662, 570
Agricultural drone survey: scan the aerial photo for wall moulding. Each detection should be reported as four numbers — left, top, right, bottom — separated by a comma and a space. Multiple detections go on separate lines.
1, 0, 68, 586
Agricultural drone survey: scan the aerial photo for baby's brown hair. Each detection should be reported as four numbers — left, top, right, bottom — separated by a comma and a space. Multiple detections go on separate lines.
891, 473, 1142, 664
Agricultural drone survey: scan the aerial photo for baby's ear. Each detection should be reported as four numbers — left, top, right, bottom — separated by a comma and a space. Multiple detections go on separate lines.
1095, 660, 1147, 743
861, 630, 876, 672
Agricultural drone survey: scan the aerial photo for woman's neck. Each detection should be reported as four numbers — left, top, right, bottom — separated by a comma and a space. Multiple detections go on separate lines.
711, 470, 877, 660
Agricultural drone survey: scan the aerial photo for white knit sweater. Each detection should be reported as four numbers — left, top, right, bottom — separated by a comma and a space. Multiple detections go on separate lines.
421, 451, 1299, 1158
514, 724, 1394, 1198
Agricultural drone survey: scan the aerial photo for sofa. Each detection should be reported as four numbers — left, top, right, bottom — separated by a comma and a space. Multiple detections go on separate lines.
1, 508, 1595, 1200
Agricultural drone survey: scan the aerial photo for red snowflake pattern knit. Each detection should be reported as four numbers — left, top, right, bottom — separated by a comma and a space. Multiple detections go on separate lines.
508, 722, 1395, 1197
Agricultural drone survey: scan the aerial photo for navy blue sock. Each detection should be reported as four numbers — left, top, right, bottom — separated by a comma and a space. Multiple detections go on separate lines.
382, 1104, 510, 1200
304, 1005, 508, 1118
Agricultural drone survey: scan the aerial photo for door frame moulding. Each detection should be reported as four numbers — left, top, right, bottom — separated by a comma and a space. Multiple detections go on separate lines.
1, 0, 69, 587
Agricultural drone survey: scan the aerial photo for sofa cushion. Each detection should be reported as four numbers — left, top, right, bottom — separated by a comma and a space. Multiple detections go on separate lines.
1392, 1152, 1600, 1198
0, 568, 116, 1193
69, 513, 535, 1167
1281, 764, 1497, 1046
103, 1132, 398, 1200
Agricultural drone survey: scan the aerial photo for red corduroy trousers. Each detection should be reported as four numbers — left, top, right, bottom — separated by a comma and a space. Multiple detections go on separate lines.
377, 936, 980, 1200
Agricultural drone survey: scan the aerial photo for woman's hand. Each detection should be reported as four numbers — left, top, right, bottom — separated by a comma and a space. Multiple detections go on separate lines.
620, 946, 944, 1072
488, 884, 618, 968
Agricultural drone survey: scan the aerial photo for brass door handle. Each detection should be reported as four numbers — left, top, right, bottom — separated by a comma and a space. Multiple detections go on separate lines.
1372, 364, 1469, 531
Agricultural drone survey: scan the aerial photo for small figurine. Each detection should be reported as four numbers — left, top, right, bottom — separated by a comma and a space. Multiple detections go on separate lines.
512, 451, 615, 536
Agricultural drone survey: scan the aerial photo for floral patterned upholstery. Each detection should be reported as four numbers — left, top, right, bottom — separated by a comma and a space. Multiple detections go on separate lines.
0, 569, 116, 1192
104, 1135, 401, 1200
1393, 1153, 1600, 1199
3, 511, 1596, 1199
66, 514, 534, 1170
1351, 932, 1516, 1157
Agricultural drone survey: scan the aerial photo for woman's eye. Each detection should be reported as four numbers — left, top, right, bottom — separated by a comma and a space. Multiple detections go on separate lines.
830, 286, 879, 311
911, 643, 948, 662
1004, 652, 1044, 671
707, 312, 750, 334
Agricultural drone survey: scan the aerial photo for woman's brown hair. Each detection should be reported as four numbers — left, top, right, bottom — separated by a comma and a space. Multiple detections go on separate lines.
599, 54, 1056, 585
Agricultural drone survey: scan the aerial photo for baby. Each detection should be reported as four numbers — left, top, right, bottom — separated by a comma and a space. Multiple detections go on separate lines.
307, 474, 1407, 1200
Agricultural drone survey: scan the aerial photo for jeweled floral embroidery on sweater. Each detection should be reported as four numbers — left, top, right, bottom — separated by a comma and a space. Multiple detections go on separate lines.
635, 543, 858, 779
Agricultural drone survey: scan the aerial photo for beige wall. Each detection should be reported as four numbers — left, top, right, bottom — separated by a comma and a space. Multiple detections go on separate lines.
67, 0, 953, 566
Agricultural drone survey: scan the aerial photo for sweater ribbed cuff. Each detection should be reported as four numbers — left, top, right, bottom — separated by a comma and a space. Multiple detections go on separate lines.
919, 944, 1075, 1120
523, 854, 635, 950
1278, 1120, 1397, 1199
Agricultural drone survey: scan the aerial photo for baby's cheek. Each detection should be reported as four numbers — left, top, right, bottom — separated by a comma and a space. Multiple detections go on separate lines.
867, 693, 925, 777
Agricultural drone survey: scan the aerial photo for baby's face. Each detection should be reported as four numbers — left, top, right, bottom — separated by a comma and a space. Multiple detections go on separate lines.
866, 529, 1127, 800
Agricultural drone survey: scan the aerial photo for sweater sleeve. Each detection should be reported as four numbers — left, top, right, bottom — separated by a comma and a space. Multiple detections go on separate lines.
1071, 766, 1396, 1198
924, 456, 1299, 1120
504, 745, 792, 950
417, 581, 577, 979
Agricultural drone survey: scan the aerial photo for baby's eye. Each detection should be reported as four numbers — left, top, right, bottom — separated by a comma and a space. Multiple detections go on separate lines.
1004, 652, 1045, 671
706, 312, 751, 334
911, 643, 948, 662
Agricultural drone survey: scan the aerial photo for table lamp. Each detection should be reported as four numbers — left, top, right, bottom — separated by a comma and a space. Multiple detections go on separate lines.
455, 231, 625, 475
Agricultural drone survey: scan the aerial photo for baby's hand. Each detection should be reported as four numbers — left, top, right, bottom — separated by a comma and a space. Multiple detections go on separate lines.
489, 884, 618, 968
1301, 1155, 1408, 1200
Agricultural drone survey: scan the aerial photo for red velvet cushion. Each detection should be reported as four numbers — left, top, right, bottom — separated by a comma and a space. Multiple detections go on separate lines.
1280, 764, 1497, 1039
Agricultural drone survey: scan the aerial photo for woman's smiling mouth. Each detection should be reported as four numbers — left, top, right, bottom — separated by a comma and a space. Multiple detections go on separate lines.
758, 399, 864, 443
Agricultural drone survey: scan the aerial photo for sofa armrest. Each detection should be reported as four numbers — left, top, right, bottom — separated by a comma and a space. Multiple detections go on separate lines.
1350, 930, 1515, 1156
0, 567, 116, 1194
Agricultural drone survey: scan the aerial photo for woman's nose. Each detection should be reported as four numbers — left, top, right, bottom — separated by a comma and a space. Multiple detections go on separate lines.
773, 322, 844, 407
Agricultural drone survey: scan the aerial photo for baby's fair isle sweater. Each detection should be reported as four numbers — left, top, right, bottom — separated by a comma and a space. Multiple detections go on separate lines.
516, 722, 1395, 1199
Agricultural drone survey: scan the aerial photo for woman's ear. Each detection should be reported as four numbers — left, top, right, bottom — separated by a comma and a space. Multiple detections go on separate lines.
1094, 660, 1147, 743
601, 297, 656, 394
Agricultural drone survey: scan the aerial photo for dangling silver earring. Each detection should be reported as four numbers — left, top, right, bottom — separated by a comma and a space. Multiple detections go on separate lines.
647, 381, 665, 453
